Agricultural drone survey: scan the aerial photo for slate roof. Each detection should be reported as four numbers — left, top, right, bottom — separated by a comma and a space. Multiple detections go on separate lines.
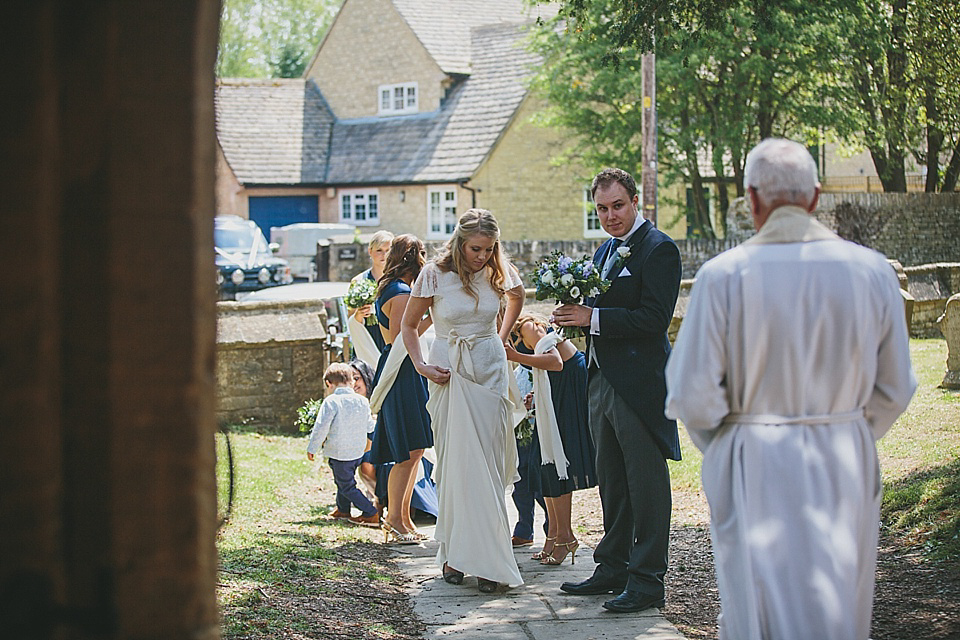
326, 22, 541, 184
391, 0, 548, 75
215, 79, 334, 184
215, 13, 546, 186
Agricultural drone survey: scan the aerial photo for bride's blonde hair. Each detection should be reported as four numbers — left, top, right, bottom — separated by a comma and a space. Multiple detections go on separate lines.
435, 208, 509, 302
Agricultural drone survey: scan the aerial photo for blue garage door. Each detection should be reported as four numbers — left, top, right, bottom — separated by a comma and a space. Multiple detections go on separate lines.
248, 195, 319, 240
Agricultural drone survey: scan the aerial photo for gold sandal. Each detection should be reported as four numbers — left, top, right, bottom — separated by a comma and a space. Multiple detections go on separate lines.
540, 539, 579, 566
381, 522, 418, 545
532, 536, 557, 561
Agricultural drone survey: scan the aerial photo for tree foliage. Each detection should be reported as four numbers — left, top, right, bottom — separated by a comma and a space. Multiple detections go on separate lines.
547, 0, 960, 193
529, 0, 855, 237
217, 0, 339, 78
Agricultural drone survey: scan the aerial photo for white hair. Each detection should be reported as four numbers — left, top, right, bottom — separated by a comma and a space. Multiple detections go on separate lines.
744, 138, 819, 207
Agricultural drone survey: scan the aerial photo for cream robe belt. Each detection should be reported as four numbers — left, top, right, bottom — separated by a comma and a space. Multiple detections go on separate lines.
723, 409, 864, 426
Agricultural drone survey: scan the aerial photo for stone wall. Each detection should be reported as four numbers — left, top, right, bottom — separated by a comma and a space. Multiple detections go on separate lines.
217, 299, 331, 432
816, 192, 960, 267
903, 263, 960, 337
669, 263, 960, 340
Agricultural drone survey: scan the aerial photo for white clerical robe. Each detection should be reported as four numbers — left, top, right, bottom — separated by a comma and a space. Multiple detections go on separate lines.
665, 206, 917, 640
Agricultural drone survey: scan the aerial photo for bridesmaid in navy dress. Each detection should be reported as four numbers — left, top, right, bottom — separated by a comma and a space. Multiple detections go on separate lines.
505, 312, 597, 565
348, 230, 394, 358
369, 234, 433, 543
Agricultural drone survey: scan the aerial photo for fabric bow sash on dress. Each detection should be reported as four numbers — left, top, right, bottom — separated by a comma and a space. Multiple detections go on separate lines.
531, 332, 570, 479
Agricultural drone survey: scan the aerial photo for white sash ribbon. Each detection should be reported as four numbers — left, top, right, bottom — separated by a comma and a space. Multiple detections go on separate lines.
368, 333, 428, 414
532, 332, 569, 479
347, 313, 382, 370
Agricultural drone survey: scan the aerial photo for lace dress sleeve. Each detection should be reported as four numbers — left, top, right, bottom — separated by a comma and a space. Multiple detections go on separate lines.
503, 263, 523, 291
411, 262, 441, 298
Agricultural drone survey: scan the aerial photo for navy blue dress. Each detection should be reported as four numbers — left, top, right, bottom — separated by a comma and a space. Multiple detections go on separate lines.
368, 279, 433, 464
529, 350, 597, 498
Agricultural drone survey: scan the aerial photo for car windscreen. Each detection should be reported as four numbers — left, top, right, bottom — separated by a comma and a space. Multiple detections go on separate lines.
215, 226, 268, 255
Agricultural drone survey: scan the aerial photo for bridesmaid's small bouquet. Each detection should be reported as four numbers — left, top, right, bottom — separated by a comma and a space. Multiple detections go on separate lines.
533, 250, 610, 338
295, 398, 324, 433
345, 278, 378, 325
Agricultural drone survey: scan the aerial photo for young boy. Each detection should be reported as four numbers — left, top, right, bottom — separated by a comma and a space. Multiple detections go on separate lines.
307, 362, 379, 527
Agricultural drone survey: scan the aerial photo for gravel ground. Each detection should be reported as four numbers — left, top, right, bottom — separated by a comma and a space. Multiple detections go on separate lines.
571, 485, 960, 640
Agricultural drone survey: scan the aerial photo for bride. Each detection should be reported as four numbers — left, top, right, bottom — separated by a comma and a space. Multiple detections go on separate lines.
400, 209, 526, 593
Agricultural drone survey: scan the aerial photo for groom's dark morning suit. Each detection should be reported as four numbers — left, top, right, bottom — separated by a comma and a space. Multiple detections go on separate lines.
584, 220, 681, 600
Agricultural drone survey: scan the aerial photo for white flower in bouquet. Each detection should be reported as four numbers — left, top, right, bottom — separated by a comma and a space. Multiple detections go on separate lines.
533, 250, 611, 339
345, 278, 378, 326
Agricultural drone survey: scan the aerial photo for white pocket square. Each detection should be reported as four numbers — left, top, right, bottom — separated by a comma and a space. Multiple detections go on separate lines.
617, 267, 631, 278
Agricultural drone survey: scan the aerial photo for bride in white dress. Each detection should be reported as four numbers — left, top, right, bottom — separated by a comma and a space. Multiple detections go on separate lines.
400, 209, 526, 593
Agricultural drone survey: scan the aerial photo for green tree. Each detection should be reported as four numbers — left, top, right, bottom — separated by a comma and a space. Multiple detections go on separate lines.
529, 0, 854, 238
217, 0, 339, 78
549, 0, 960, 193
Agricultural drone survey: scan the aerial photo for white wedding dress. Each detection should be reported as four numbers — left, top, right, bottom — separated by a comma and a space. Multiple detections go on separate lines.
411, 262, 524, 587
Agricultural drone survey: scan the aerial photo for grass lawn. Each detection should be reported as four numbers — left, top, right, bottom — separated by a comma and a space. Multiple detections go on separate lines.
216, 338, 959, 637
216, 425, 421, 639
665, 338, 960, 563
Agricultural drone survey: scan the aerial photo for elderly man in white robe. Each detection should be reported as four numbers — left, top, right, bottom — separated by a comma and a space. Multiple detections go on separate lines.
665, 138, 917, 640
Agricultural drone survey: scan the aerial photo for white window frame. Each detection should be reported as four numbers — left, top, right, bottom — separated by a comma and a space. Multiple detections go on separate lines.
378, 82, 418, 116
427, 186, 458, 239
338, 189, 380, 226
583, 187, 606, 238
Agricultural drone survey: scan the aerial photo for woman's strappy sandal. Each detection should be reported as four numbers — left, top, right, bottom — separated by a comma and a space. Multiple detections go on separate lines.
540, 539, 579, 566
381, 521, 418, 545
531, 536, 557, 561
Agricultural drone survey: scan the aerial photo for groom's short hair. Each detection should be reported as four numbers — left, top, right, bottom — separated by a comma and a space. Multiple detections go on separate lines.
592, 168, 637, 200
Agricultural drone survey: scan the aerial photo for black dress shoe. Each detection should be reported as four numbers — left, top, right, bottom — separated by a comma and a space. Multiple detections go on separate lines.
559, 575, 627, 595
602, 589, 665, 613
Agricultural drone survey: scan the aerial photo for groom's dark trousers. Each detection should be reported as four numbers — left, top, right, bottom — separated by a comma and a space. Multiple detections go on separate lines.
585, 221, 682, 598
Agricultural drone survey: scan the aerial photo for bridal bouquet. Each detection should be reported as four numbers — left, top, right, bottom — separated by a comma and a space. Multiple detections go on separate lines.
533, 250, 610, 339
344, 278, 378, 325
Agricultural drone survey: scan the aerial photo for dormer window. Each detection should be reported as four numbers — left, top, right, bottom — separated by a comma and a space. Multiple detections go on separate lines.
378, 82, 418, 115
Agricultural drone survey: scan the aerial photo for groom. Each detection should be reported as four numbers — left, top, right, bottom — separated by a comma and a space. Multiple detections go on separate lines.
553, 168, 681, 613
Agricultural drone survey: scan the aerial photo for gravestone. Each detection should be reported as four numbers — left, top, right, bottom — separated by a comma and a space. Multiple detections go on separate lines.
938, 293, 960, 390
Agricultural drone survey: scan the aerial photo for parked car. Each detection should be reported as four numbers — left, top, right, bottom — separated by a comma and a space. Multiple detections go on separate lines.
215, 215, 293, 299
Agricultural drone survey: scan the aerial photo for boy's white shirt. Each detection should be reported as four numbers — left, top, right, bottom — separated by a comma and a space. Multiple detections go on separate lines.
306, 386, 376, 461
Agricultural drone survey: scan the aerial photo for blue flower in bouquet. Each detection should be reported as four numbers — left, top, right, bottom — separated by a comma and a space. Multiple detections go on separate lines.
345, 278, 378, 326
533, 250, 610, 339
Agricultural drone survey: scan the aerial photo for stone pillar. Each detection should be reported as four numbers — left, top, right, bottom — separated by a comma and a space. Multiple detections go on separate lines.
938, 294, 960, 390
0, 2, 220, 639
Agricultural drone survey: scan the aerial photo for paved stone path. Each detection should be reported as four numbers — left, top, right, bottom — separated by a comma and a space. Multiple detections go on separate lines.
393, 505, 686, 639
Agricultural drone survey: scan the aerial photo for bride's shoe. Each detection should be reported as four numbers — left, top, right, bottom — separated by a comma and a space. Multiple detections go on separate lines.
381, 522, 418, 545
531, 536, 557, 561
540, 539, 579, 565
477, 577, 498, 593
442, 562, 464, 585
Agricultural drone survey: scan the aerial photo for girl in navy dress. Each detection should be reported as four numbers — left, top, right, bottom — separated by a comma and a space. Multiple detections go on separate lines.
347, 230, 393, 367
505, 312, 597, 565
368, 234, 433, 543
